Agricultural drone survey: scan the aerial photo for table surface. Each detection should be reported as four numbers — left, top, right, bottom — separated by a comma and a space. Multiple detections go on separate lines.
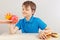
0, 33, 60, 40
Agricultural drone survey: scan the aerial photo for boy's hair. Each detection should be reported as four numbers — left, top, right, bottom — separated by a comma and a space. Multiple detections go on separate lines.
22, 1, 36, 15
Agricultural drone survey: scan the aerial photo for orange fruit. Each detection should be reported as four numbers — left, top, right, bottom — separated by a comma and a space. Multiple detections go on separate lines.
5, 12, 12, 20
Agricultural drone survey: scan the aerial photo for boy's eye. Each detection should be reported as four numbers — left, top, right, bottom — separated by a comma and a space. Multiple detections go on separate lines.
22, 9, 24, 11
22, 8, 29, 11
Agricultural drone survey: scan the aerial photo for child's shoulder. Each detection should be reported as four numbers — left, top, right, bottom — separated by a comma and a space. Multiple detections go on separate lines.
33, 17, 42, 22
18, 18, 24, 22
33, 17, 41, 20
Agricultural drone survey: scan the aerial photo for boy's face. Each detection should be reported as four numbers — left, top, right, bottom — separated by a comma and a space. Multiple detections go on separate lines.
22, 5, 33, 18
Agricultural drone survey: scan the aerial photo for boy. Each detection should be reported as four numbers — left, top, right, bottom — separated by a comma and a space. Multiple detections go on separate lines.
6, 1, 52, 39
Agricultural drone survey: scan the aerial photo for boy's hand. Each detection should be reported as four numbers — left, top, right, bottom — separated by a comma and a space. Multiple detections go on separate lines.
38, 28, 52, 40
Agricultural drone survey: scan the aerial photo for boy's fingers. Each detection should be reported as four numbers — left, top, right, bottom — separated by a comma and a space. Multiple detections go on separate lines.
40, 33, 45, 39
40, 33, 47, 40
40, 34, 43, 39
42, 33, 48, 40
39, 33, 43, 39
39, 31, 48, 39
43, 33, 47, 39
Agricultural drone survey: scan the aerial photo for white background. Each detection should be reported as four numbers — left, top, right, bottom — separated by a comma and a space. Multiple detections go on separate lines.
0, 0, 60, 34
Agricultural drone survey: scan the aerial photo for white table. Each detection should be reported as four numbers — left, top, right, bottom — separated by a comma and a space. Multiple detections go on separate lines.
0, 33, 60, 40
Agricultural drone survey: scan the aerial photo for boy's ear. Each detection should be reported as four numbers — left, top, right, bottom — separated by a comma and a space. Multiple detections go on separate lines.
32, 10, 35, 15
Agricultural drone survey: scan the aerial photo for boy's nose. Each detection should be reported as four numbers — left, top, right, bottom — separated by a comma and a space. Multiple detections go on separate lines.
23, 10, 25, 13
22, 11, 26, 14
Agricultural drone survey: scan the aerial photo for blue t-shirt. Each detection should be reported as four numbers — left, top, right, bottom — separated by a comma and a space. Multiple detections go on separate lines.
15, 16, 47, 33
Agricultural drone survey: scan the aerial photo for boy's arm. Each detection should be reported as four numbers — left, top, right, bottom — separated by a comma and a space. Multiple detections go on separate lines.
8, 24, 19, 34
44, 27, 52, 35
0, 20, 12, 24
